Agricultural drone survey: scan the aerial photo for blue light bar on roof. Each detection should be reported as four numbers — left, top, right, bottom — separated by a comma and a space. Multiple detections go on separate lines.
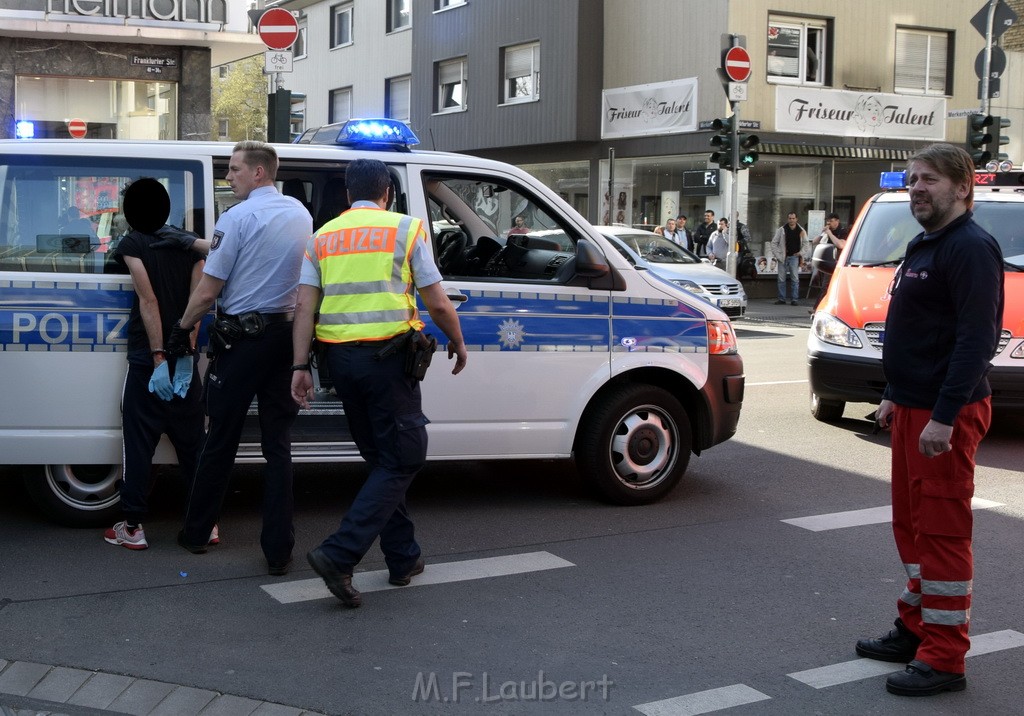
880, 171, 906, 189
15, 120, 34, 139
336, 119, 419, 148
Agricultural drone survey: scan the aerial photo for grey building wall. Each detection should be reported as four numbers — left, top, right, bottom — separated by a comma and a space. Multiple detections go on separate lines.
0, 37, 211, 139
410, 0, 602, 155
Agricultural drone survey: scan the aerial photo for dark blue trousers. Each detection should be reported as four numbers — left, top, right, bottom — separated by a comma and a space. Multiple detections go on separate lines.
181, 322, 298, 563
318, 342, 428, 576
120, 360, 203, 524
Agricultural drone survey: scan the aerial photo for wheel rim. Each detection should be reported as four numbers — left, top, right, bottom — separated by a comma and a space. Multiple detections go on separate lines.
44, 464, 122, 512
607, 404, 678, 490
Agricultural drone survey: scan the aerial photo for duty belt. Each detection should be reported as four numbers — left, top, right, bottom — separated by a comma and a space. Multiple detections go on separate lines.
218, 311, 294, 324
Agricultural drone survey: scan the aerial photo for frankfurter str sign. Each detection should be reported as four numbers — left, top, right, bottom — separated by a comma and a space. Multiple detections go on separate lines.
775, 86, 946, 141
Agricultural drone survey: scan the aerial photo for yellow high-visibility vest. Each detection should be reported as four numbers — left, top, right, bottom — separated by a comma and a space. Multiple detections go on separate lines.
310, 206, 424, 343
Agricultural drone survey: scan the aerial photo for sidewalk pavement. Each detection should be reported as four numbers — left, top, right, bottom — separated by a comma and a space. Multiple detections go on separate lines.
0, 658, 327, 716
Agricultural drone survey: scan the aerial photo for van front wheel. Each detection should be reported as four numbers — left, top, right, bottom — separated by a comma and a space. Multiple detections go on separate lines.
576, 385, 691, 505
810, 392, 845, 422
22, 464, 122, 527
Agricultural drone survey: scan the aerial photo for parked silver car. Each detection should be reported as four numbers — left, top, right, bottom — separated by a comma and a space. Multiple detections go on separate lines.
596, 226, 747, 317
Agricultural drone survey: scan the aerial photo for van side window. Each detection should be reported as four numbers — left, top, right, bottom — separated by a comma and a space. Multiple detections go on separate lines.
423, 174, 578, 281
0, 156, 205, 275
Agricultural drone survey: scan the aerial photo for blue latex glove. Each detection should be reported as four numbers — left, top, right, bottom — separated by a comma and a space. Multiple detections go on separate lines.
148, 361, 174, 401
172, 355, 193, 399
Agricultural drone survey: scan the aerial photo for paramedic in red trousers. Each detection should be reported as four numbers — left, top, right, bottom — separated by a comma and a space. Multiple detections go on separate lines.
855, 143, 1004, 697
168, 141, 312, 576
290, 159, 467, 608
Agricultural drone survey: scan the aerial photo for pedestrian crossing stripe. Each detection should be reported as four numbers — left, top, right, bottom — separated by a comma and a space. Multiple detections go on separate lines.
260, 550, 575, 604
781, 497, 1003, 532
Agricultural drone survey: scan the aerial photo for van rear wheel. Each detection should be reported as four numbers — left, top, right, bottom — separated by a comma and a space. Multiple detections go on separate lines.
576, 385, 691, 505
810, 392, 845, 422
23, 464, 122, 527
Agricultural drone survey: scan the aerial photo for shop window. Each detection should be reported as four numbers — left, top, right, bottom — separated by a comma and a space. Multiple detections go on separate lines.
502, 42, 540, 104
436, 58, 467, 113
330, 3, 353, 48
387, 0, 411, 32
0, 156, 204, 275
294, 25, 308, 59
386, 76, 411, 122
767, 18, 828, 85
217, 119, 229, 140
329, 87, 352, 123
895, 28, 950, 95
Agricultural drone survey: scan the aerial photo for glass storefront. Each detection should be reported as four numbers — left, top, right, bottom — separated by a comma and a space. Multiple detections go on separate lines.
14, 77, 178, 140
520, 161, 590, 218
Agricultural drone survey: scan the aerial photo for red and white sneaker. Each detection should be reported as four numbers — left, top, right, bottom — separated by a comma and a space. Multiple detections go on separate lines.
208, 524, 220, 545
104, 521, 148, 550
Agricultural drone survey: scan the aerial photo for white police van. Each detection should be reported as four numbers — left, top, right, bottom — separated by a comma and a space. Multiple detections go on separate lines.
0, 120, 744, 524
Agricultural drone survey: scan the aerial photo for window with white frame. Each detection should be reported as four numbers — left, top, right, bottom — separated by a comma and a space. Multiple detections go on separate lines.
387, 0, 411, 32
329, 87, 352, 123
502, 42, 540, 104
767, 18, 828, 85
293, 25, 307, 59
436, 57, 467, 112
895, 28, 950, 95
217, 118, 229, 140
386, 75, 411, 122
434, 0, 465, 11
330, 3, 353, 48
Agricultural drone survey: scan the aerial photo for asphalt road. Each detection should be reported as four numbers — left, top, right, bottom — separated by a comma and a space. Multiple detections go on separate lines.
2, 309, 1022, 715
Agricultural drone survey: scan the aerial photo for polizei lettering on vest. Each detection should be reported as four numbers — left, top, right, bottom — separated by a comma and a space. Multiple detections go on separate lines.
316, 226, 397, 258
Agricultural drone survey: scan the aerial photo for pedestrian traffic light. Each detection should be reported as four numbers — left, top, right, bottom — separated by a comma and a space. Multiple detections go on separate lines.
710, 117, 735, 170
738, 133, 760, 168
966, 114, 994, 168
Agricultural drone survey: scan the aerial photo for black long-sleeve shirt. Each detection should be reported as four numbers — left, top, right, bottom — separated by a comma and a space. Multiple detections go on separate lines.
881, 210, 1004, 425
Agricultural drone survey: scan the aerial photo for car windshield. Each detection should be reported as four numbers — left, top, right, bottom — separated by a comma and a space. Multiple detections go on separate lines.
848, 200, 1024, 267
611, 233, 702, 264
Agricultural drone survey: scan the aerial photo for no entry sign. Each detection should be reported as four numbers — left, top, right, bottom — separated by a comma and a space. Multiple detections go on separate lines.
724, 46, 752, 83
258, 8, 298, 50
68, 118, 87, 139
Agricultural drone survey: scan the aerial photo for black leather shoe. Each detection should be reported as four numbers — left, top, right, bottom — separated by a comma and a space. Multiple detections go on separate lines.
176, 530, 208, 555
389, 558, 425, 586
885, 659, 966, 696
267, 557, 292, 576
856, 618, 921, 662
307, 547, 361, 608
774, 299, 786, 305
790, 301, 799, 306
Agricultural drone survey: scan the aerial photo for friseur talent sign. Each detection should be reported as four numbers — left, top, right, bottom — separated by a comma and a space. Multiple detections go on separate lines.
0, 0, 227, 23
775, 86, 946, 142
601, 78, 698, 140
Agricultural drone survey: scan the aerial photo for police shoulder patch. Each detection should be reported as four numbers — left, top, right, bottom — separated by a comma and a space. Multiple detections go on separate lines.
211, 230, 224, 251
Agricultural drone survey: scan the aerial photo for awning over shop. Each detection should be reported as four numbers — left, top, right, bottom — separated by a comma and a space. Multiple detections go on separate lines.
759, 143, 914, 160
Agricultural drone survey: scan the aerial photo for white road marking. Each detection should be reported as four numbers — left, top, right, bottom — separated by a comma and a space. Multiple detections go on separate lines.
782, 498, 1004, 532
633, 684, 770, 716
788, 629, 1024, 689
261, 550, 575, 604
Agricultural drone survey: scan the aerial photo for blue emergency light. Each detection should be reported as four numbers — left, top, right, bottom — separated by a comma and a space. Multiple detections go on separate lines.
302, 118, 420, 150
879, 171, 906, 190
15, 120, 35, 139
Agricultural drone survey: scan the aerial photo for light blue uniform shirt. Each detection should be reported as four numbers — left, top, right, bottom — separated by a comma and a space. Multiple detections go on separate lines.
205, 185, 312, 315
299, 200, 442, 289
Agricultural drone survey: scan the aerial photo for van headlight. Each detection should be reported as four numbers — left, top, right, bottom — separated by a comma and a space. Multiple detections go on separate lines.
1011, 340, 1024, 359
671, 279, 704, 295
811, 312, 863, 348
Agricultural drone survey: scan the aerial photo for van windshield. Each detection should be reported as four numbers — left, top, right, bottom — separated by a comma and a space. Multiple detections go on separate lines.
848, 200, 1024, 268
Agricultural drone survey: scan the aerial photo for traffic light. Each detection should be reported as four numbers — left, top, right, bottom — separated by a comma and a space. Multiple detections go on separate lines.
738, 133, 760, 168
710, 116, 735, 170
985, 116, 1011, 169
966, 114, 994, 168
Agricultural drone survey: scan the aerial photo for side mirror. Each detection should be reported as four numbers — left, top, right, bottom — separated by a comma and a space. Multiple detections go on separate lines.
811, 242, 838, 275
575, 239, 609, 277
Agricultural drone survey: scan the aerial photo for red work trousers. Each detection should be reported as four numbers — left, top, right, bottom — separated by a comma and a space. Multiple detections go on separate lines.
891, 398, 991, 674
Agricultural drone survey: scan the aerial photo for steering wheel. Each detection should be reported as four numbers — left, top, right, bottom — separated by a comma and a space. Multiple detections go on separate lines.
437, 230, 468, 275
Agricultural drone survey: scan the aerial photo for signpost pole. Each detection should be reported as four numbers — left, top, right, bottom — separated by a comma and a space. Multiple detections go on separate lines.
981, 0, 998, 114
607, 148, 615, 225
729, 101, 739, 277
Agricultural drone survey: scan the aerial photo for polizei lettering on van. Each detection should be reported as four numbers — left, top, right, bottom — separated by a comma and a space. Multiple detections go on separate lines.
0, 281, 131, 350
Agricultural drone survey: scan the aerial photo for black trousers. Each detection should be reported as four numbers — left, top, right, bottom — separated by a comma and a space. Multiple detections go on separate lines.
120, 361, 203, 524
181, 321, 298, 563
317, 343, 428, 577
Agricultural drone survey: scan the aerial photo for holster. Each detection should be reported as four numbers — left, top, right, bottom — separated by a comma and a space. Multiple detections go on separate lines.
209, 316, 245, 356
404, 331, 437, 381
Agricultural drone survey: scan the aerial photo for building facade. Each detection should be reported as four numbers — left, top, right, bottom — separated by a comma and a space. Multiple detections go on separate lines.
0, 0, 264, 140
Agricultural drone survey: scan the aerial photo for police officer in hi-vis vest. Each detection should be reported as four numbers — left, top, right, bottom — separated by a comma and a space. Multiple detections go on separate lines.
291, 159, 467, 608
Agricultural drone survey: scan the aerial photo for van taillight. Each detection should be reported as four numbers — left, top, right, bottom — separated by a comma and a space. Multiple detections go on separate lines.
708, 320, 737, 355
